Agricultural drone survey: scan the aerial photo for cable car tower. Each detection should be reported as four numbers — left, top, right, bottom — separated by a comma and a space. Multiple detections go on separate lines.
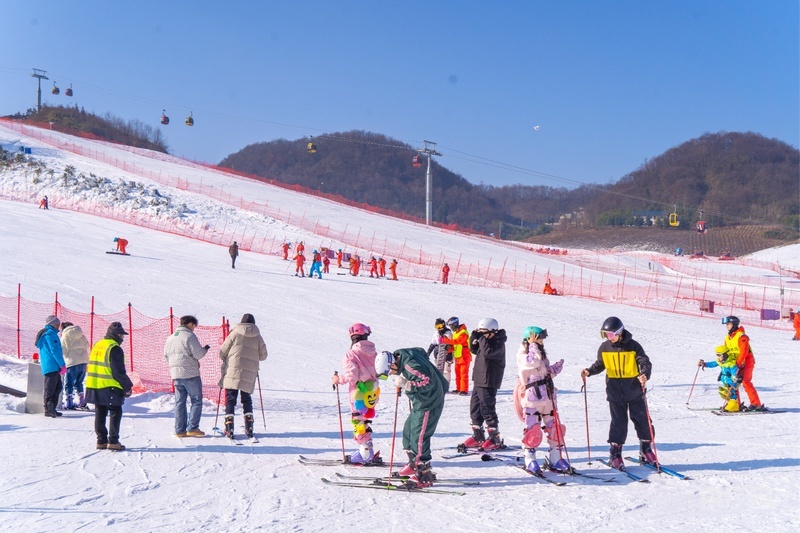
31, 68, 49, 112
417, 140, 442, 226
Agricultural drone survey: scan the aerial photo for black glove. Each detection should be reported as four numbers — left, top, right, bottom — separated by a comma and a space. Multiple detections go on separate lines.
204, 345, 211, 351
446, 353, 454, 363
735, 369, 743, 385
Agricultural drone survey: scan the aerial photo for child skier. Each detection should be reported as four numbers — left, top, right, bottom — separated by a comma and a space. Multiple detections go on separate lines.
331, 323, 381, 464
514, 326, 568, 474
309, 250, 323, 279
698, 345, 741, 412
426, 318, 453, 387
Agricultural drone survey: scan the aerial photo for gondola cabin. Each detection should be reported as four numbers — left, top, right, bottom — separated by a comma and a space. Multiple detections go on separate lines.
51, 82, 60, 95
65, 84, 73, 97
185, 112, 194, 126
412, 154, 422, 168
307, 142, 317, 153
696, 220, 707, 234
161, 110, 170, 125
668, 212, 679, 227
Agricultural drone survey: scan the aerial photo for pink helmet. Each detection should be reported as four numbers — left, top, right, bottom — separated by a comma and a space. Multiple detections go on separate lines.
349, 323, 371, 336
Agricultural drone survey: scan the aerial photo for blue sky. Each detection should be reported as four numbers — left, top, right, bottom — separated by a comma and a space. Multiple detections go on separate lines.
1, 1, 797, 188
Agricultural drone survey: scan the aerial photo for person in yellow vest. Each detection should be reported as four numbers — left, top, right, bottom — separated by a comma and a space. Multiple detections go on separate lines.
86, 322, 133, 451
722, 316, 765, 411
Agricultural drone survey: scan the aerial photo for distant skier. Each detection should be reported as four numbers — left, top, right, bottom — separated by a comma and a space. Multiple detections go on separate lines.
229, 241, 239, 269
441, 263, 450, 284
543, 279, 559, 295
793, 309, 800, 341
378, 257, 387, 278
39, 196, 49, 210
293, 251, 306, 277
296, 241, 305, 255
309, 250, 323, 279
322, 254, 331, 274
389, 259, 398, 281
368, 257, 378, 278
282, 242, 291, 261
113, 237, 128, 254
336, 249, 343, 268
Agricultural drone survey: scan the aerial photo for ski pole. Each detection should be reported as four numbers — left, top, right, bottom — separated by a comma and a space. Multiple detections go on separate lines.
550, 387, 572, 471
212, 387, 222, 435
686, 364, 702, 405
581, 377, 592, 465
256, 374, 267, 431
641, 382, 661, 473
387, 386, 401, 483
333, 371, 346, 462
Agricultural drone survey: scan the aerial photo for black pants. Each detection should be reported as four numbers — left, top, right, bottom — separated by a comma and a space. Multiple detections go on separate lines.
469, 387, 499, 429
608, 398, 652, 444
231, 255, 237, 268
43, 372, 63, 413
225, 389, 253, 415
95, 405, 123, 444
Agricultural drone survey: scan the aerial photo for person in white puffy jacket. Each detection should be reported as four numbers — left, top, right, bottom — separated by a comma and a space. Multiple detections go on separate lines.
60, 322, 90, 410
514, 326, 568, 474
164, 315, 210, 437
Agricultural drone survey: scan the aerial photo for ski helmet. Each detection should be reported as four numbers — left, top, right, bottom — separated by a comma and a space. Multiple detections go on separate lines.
435, 318, 446, 328
715, 345, 729, 363
722, 316, 740, 330
446, 317, 459, 329
477, 318, 499, 331
522, 326, 547, 340
375, 351, 395, 380
349, 323, 371, 336
600, 316, 624, 339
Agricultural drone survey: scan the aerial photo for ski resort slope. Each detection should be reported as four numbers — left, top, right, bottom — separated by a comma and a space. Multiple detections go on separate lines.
0, 127, 797, 532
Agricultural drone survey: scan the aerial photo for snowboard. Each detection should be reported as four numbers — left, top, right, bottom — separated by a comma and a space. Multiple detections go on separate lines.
106, 251, 130, 256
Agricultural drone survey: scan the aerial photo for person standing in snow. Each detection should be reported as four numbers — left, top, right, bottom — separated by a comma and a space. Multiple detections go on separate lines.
331, 323, 381, 464
376, 348, 447, 488
389, 259, 398, 281
229, 241, 239, 269
219, 314, 268, 439
164, 315, 210, 437
722, 316, 765, 411
86, 322, 134, 450
442, 317, 471, 395
35, 315, 66, 418
426, 318, 453, 387
368, 256, 379, 278
336, 249, 344, 268
378, 257, 387, 278
322, 253, 331, 274
441, 263, 450, 284
39, 196, 49, 209
793, 309, 800, 341
309, 250, 323, 279
514, 326, 568, 474
698, 345, 741, 412
462, 318, 507, 451
60, 321, 90, 410
293, 251, 306, 277
282, 242, 291, 261
580, 316, 655, 469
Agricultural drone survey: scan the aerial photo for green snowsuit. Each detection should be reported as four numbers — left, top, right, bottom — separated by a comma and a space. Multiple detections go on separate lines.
395, 347, 448, 463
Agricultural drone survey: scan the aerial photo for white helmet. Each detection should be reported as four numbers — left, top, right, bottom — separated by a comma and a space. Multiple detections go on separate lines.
477, 318, 499, 331
375, 351, 395, 380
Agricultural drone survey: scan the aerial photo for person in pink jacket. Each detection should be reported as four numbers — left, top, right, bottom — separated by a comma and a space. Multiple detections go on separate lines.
331, 323, 381, 464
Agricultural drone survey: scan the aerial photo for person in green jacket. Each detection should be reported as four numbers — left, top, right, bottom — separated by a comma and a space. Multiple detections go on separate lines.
376, 348, 447, 487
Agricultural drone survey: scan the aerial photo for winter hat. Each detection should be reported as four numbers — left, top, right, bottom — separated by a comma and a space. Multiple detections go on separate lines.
106, 321, 128, 337
45, 315, 60, 328
241, 313, 256, 324
435, 318, 446, 328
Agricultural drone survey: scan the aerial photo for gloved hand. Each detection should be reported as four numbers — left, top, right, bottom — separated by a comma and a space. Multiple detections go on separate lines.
698, 359, 705, 367
445, 353, 454, 363
124, 389, 132, 398
59, 366, 67, 375
203, 345, 210, 351
393, 375, 408, 389
549, 359, 564, 376
735, 367, 743, 385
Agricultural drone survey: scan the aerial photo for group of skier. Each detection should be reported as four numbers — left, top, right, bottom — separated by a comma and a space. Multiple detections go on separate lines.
276, 241, 399, 280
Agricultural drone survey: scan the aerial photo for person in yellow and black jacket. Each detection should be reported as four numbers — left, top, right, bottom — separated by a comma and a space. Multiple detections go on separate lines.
580, 317, 654, 470
86, 322, 134, 451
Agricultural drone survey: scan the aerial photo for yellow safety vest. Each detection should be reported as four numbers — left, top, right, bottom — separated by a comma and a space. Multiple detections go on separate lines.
724, 329, 752, 364
86, 338, 123, 390
600, 350, 640, 379
452, 328, 469, 359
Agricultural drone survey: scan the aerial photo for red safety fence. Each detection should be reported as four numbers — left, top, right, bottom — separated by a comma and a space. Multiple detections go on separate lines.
0, 284, 228, 402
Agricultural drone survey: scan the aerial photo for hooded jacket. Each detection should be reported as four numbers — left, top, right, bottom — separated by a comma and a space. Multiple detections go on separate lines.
341, 340, 378, 387
586, 329, 652, 403
61, 325, 90, 368
219, 322, 268, 394
35, 325, 66, 375
469, 329, 507, 388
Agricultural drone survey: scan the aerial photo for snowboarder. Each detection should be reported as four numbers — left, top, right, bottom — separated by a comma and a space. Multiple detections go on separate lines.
722, 316, 764, 411
426, 318, 453, 387
442, 317, 471, 395
580, 316, 655, 469
376, 348, 447, 487
514, 326, 568, 473
389, 259, 398, 281
60, 321, 90, 410
34, 315, 66, 418
441, 263, 450, 284
164, 315, 210, 437
86, 322, 134, 450
331, 323, 380, 464
698, 345, 741, 412
309, 250, 323, 279
113, 237, 128, 254
462, 318, 507, 451
229, 241, 239, 269
293, 251, 306, 277
219, 313, 268, 439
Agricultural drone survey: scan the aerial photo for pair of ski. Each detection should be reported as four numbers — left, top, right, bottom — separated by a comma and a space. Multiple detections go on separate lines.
688, 406, 785, 416
598, 457, 690, 482
211, 426, 259, 445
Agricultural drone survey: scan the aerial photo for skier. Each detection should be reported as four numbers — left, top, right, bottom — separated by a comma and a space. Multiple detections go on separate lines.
352, 255, 361, 276
331, 323, 380, 464
722, 316, 764, 411
441, 263, 450, 284
113, 237, 128, 254
60, 321, 90, 410
293, 251, 306, 277
219, 313, 268, 439
296, 241, 305, 255
282, 242, 291, 260
229, 241, 239, 269
514, 326, 568, 473
336, 249, 344, 268
39, 196, 49, 209
86, 322, 134, 450
442, 317, 471, 395
580, 316, 655, 469
34, 315, 66, 418
378, 257, 387, 278
543, 279, 559, 295
376, 348, 447, 488
309, 250, 323, 279
322, 254, 330, 274
389, 259, 398, 281
698, 345, 741, 412
368, 257, 378, 278
793, 309, 800, 341
461, 318, 507, 451
426, 318, 453, 387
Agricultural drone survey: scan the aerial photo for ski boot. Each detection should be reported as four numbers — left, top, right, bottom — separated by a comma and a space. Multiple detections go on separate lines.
65, 394, 75, 410
349, 442, 375, 464
408, 461, 436, 488
480, 427, 504, 451
609, 442, 624, 469
524, 448, 541, 474
397, 450, 417, 477
548, 446, 570, 473
723, 398, 740, 412
639, 440, 658, 466
244, 412, 255, 438
78, 392, 89, 410
224, 415, 234, 439
458, 425, 485, 452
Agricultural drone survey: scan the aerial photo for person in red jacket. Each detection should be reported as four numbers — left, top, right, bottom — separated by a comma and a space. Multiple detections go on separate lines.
442, 317, 471, 395
722, 316, 764, 411
543, 279, 559, 295
296, 242, 305, 254
441, 263, 450, 284
282, 242, 291, 260
336, 249, 344, 268
293, 251, 306, 277
113, 237, 128, 254
322, 254, 330, 274
378, 257, 387, 278
39, 196, 49, 209
792, 309, 800, 341
368, 257, 379, 278
352, 255, 361, 276
389, 259, 398, 281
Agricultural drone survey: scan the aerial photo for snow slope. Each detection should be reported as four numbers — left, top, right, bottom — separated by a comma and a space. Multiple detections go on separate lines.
0, 125, 798, 532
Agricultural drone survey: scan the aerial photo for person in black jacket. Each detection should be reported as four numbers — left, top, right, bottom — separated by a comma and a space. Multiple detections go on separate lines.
86, 322, 134, 451
462, 318, 507, 451
581, 317, 655, 469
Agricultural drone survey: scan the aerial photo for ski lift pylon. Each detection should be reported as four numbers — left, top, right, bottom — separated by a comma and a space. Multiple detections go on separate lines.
160, 110, 170, 125
185, 112, 194, 126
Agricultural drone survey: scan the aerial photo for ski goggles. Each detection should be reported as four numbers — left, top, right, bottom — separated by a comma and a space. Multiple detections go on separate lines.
601, 327, 623, 340
536, 329, 548, 340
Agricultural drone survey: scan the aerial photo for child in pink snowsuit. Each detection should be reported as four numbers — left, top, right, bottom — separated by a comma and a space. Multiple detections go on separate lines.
331, 323, 380, 463
514, 326, 567, 474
